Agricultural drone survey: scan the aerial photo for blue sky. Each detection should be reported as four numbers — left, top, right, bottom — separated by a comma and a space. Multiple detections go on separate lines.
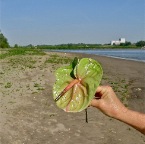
0, 0, 145, 46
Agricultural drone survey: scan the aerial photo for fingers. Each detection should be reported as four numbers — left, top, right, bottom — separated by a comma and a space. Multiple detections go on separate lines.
91, 86, 104, 107
96, 86, 103, 93
91, 85, 111, 108
90, 99, 100, 108
96, 85, 112, 95
95, 86, 106, 99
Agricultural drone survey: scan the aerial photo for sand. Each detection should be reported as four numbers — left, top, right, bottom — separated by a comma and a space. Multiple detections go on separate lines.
0, 51, 145, 144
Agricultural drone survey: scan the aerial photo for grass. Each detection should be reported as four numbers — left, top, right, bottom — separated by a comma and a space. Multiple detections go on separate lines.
7, 57, 37, 69
5, 82, 12, 88
8, 101, 16, 104
34, 83, 44, 91
34, 83, 41, 87
45, 54, 73, 65
0, 49, 73, 71
0, 48, 45, 59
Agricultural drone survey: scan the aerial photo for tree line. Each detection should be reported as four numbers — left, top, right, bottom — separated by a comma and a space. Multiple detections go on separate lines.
14, 41, 145, 49
0, 32, 145, 49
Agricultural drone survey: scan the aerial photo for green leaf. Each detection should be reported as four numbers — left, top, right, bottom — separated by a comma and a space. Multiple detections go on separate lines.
53, 58, 103, 112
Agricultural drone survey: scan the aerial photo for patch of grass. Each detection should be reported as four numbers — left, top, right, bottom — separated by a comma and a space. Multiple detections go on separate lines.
34, 83, 40, 87
8, 101, 16, 104
5, 82, 12, 88
0, 72, 4, 74
32, 91, 38, 94
45, 54, 73, 65
8, 57, 37, 69
34, 83, 45, 91
0, 48, 45, 59
37, 87, 45, 90
27, 65, 36, 69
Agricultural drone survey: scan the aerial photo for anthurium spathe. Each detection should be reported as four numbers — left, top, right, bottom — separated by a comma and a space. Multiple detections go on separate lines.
53, 57, 103, 112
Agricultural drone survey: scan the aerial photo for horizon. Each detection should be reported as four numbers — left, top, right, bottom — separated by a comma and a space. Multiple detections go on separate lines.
0, 0, 145, 46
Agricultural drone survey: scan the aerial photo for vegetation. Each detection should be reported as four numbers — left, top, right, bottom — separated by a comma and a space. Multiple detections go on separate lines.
33, 41, 144, 49
136, 41, 145, 47
53, 58, 103, 112
45, 54, 73, 64
35, 43, 138, 50
0, 32, 10, 48
0, 48, 45, 59
120, 41, 132, 46
5, 82, 12, 88
20, 41, 142, 49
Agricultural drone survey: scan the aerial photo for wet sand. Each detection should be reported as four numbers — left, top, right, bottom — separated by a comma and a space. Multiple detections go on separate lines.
0, 52, 145, 144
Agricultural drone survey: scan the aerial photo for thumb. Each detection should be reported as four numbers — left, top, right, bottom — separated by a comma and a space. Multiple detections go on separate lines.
91, 99, 100, 108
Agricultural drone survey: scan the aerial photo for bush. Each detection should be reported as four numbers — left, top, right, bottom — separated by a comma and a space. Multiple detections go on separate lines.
0, 32, 10, 48
136, 41, 145, 47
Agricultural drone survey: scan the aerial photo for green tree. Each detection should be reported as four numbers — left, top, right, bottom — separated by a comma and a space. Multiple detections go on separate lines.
120, 41, 131, 46
0, 32, 10, 48
26, 44, 34, 48
136, 41, 145, 47
14, 44, 19, 48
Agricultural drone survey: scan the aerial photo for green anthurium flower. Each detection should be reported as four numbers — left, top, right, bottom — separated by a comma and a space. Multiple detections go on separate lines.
53, 57, 103, 112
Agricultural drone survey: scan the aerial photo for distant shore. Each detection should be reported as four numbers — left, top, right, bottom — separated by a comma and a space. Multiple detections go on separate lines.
0, 50, 145, 143
45, 49, 145, 63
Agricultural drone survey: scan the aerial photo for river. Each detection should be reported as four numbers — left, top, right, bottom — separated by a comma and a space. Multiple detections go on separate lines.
47, 49, 145, 62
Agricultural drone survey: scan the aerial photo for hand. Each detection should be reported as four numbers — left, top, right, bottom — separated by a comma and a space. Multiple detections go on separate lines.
91, 86, 127, 118
91, 86, 145, 135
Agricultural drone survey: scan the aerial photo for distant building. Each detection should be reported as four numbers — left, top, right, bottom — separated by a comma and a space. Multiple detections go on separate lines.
111, 38, 125, 45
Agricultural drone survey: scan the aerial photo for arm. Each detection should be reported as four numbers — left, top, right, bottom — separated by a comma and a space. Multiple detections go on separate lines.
116, 108, 145, 135
91, 86, 145, 135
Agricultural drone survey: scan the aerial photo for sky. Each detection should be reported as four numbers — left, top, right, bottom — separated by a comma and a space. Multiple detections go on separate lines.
0, 0, 145, 46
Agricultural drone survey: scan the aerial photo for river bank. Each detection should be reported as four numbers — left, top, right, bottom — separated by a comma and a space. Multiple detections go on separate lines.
46, 49, 145, 62
0, 51, 145, 144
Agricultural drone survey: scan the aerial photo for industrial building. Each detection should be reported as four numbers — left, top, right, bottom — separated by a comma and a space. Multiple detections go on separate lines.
111, 38, 125, 45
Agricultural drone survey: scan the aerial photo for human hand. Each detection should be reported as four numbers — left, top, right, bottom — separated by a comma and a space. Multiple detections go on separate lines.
91, 86, 145, 135
91, 86, 127, 118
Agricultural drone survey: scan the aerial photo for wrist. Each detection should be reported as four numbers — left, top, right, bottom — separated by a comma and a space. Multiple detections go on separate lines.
113, 106, 128, 120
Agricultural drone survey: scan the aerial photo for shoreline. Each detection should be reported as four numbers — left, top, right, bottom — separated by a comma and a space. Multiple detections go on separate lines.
45, 49, 145, 63
93, 54, 145, 63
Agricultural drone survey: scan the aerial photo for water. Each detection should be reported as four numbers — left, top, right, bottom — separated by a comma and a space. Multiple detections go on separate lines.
48, 49, 145, 62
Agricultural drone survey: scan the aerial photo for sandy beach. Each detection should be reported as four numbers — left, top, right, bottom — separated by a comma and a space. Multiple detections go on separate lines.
0, 51, 145, 144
